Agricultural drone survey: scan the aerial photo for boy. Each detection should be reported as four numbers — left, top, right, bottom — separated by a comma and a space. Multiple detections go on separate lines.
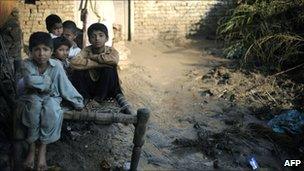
52, 36, 71, 70
70, 23, 122, 102
19, 32, 83, 170
62, 20, 81, 59
45, 14, 63, 38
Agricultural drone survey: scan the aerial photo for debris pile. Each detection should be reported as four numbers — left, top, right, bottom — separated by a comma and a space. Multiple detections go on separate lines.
177, 65, 304, 169
200, 66, 304, 113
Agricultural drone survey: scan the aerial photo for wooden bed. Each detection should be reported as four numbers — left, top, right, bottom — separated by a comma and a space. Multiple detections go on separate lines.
12, 94, 150, 171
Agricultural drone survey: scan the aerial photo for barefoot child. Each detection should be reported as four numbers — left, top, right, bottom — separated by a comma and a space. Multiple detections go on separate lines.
70, 23, 122, 101
19, 32, 84, 170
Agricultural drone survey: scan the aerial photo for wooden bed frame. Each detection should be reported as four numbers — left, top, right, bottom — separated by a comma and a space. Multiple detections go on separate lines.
64, 107, 150, 170
12, 96, 150, 171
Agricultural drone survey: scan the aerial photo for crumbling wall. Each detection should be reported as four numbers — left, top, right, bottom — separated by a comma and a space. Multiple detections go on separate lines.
17, 0, 233, 42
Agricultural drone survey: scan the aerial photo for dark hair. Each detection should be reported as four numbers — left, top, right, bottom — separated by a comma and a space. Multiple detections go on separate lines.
29, 32, 53, 52
75, 28, 84, 49
52, 36, 71, 51
45, 14, 62, 32
87, 23, 108, 38
63, 20, 78, 35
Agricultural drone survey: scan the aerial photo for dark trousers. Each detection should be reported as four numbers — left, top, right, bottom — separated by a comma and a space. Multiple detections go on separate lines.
71, 67, 122, 100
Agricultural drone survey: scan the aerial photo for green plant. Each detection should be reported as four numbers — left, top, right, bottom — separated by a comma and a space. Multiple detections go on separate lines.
217, 0, 304, 71
245, 34, 304, 68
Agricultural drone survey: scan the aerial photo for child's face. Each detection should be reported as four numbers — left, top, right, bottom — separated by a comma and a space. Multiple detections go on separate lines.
31, 44, 52, 66
63, 28, 76, 43
51, 23, 63, 37
54, 45, 69, 60
89, 30, 108, 48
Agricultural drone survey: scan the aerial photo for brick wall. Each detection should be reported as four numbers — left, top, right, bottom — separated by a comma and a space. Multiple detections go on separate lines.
133, 0, 234, 40
17, 0, 75, 44
17, 0, 234, 42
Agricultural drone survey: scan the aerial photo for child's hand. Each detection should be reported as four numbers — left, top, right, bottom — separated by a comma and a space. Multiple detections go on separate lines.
88, 54, 99, 61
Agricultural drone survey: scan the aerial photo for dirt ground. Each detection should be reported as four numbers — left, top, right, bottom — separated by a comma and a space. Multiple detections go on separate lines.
43, 39, 304, 170
120, 39, 304, 170
120, 39, 230, 170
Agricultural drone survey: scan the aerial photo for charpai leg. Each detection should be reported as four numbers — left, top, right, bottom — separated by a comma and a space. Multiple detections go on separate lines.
130, 108, 150, 171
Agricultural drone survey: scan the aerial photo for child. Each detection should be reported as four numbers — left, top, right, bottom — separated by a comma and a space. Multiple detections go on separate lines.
45, 14, 63, 38
70, 23, 122, 102
75, 28, 84, 49
19, 32, 84, 170
62, 20, 81, 59
52, 36, 71, 70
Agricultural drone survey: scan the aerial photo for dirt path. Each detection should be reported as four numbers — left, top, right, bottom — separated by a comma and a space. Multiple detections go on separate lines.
119, 40, 235, 169
121, 40, 225, 129
118, 39, 303, 170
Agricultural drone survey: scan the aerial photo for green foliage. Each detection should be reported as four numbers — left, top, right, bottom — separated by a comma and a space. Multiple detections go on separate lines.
245, 34, 304, 68
217, 0, 304, 71
224, 42, 246, 59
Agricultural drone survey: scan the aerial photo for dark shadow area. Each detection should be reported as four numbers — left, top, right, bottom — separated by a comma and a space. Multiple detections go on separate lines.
0, 6, 21, 170
186, 0, 236, 40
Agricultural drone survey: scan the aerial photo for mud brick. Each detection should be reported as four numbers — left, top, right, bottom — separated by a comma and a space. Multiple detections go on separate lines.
27, 4, 36, 10
17, 0, 232, 41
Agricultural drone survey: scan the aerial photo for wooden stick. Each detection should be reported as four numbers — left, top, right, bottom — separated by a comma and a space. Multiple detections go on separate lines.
80, 0, 88, 49
64, 110, 137, 124
266, 91, 278, 105
78, 0, 83, 11
130, 108, 150, 171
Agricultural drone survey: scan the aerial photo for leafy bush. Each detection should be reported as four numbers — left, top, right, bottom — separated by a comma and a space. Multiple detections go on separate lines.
217, 0, 304, 71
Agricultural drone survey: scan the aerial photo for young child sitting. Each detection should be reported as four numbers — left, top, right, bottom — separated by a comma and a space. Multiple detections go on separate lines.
62, 20, 81, 59
69, 23, 122, 102
52, 36, 71, 70
19, 32, 84, 170
45, 14, 63, 38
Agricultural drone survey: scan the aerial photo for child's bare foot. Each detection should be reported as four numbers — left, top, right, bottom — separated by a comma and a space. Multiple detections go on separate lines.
37, 164, 48, 171
23, 143, 35, 170
37, 143, 48, 171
